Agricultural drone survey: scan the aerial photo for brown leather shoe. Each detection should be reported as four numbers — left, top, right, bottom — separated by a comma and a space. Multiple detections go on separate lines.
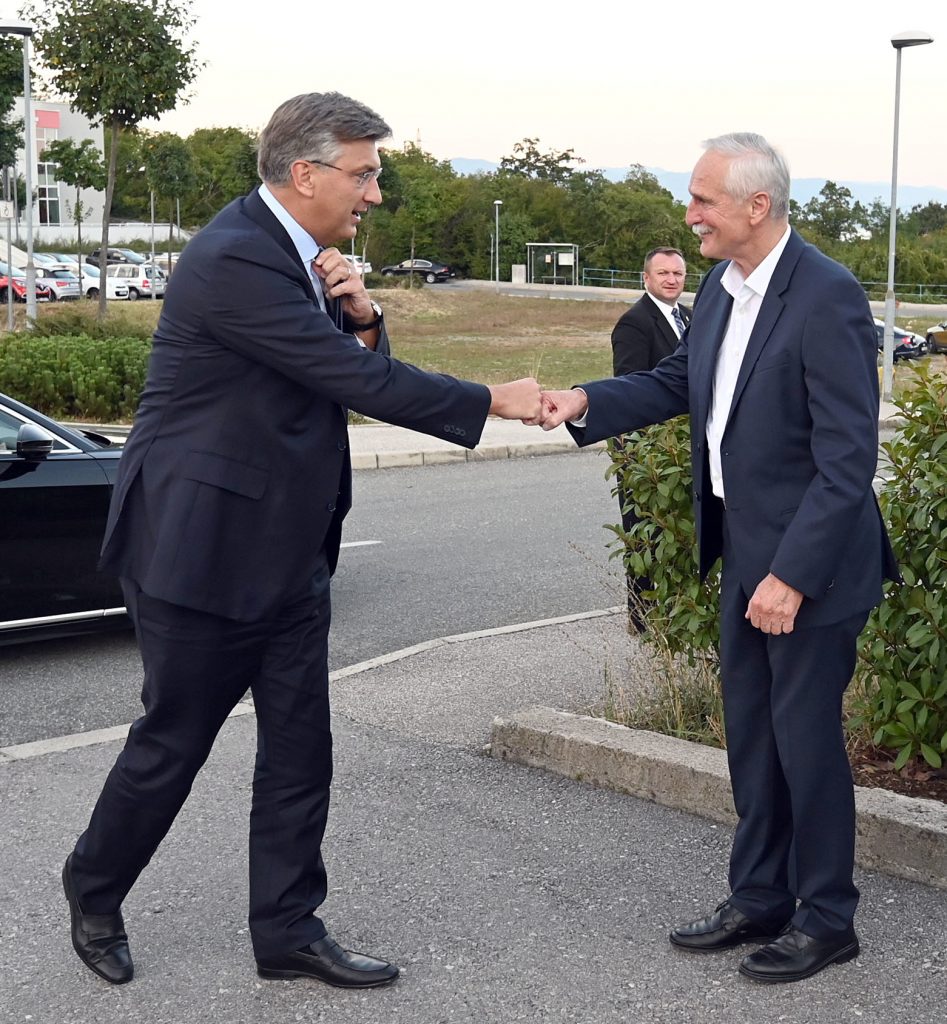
256, 933, 398, 988
670, 900, 788, 952
62, 854, 134, 984
739, 925, 859, 983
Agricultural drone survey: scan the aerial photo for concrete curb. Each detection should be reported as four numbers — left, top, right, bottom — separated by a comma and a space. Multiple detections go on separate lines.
350, 440, 604, 470
489, 706, 947, 892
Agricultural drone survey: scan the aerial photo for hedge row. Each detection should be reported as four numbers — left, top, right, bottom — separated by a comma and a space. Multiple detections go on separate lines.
0, 334, 150, 422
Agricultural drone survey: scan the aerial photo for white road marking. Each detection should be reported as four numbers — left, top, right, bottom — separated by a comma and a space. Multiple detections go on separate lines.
339, 540, 382, 549
0, 607, 622, 765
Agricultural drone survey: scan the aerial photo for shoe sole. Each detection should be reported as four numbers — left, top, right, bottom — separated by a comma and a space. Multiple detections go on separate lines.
62, 859, 134, 986
738, 941, 860, 983
256, 965, 399, 988
669, 933, 780, 954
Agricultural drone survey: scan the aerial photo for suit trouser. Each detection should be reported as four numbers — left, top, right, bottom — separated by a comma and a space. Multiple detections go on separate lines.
718, 527, 867, 939
70, 556, 333, 959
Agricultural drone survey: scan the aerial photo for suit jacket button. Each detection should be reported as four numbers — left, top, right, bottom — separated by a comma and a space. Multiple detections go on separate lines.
327, 502, 336, 512
337, 441, 347, 451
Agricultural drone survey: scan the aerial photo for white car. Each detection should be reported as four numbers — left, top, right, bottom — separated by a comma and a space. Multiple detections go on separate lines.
107, 263, 166, 300
343, 254, 373, 275
35, 263, 82, 301
80, 263, 129, 301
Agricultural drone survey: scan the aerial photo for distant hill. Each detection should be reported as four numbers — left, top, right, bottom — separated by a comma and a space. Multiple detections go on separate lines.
448, 158, 947, 210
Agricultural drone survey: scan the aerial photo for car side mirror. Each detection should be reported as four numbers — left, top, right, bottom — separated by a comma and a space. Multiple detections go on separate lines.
16, 422, 55, 459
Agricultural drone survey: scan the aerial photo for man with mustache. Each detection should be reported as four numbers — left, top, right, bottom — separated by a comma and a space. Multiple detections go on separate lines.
535, 133, 897, 984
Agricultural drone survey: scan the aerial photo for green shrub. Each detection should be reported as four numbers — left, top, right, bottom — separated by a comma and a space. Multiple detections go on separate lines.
27, 305, 154, 341
606, 417, 721, 669
850, 364, 947, 769
0, 334, 150, 421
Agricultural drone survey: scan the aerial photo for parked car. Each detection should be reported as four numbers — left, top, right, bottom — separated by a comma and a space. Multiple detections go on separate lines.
0, 261, 52, 303
80, 262, 130, 301
380, 258, 455, 283
37, 251, 83, 267
873, 318, 927, 361
35, 264, 82, 301
107, 263, 166, 300
343, 253, 373, 275
0, 392, 128, 645
925, 319, 947, 354
87, 247, 148, 266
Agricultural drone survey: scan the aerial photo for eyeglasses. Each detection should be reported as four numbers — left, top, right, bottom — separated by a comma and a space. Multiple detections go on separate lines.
307, 159, 383, 189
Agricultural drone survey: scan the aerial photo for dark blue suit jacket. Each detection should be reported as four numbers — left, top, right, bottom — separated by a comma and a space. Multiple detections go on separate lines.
570, 229, 898, 629
101, 189, 491, 621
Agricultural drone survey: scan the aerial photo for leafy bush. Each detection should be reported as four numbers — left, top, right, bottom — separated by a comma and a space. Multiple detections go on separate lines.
850, 363, 947, 769
606, 417, 721, 669
27, 305, 155, 341
0, 334, 150, 421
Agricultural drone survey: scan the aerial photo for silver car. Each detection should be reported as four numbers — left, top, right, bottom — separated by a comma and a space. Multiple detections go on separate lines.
35, 264, 82, 301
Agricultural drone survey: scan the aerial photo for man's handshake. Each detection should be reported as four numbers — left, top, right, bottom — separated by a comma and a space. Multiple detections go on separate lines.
521, 388, 589, 430
486, 380, 590, 430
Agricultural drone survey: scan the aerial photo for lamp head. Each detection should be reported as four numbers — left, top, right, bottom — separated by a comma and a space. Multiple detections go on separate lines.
891, 31, 933, 49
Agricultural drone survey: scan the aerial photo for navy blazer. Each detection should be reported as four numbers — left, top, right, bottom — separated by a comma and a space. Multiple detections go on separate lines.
571, 229, 898, 628
611, 293, 691, 376
101, 190, 491, 621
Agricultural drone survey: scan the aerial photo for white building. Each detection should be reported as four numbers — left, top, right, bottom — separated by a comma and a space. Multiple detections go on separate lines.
8, 98, 107, 244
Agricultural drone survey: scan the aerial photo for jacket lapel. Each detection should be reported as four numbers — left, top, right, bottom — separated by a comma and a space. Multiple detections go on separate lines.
690, 266, 733, 434
240, 190, 320, 305
725, 230, 806, 424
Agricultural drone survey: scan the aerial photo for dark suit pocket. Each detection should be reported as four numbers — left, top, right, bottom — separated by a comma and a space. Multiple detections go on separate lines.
182, 450, 268, 499
753, 353, 791, 374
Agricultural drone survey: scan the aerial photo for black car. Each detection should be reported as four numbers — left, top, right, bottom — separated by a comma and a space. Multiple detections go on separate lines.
0, 394, 128, 645
86, 247, 148, 267
380, 258, 455, 283
873, 319, 926, 361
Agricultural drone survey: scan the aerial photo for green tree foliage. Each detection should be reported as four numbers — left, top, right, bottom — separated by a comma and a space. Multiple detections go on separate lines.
795, 180, 867, 243
851, 365, 947, 770
0, 37, 24, 171
27, 0, 201, 314
499, 137, 583, 183
141, 130, 194, 260
41, 138, 106, 263
181, 126, 258, 225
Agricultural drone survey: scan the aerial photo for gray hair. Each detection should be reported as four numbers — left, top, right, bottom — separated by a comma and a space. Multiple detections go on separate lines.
258, 92, 391, 185
701, 132, 790, 220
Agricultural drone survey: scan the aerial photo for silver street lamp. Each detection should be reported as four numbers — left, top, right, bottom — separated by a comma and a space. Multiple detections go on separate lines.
493, 199, 503, 293
883, 30, 933, 401
0, 21, 37, 324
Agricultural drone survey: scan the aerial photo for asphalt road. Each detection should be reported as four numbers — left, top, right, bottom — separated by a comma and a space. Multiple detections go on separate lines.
0, 451, 619, 747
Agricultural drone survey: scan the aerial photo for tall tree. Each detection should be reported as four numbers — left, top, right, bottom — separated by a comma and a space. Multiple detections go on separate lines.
499, 137, 583, 184
41, 138, 106, 267
141, 131, 194, 269
183, 126, 258, 225
26, 0, 201, 314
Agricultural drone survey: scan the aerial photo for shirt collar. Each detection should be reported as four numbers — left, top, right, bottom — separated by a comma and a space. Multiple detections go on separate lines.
647, 293, 679, 315
720, 224, 792, 302
258, 183, 319, 266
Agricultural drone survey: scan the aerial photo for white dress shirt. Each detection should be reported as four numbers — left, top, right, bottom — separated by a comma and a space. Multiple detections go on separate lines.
650, 294, 685, 338
706, 226, 792, 500
258, 183, 326, 313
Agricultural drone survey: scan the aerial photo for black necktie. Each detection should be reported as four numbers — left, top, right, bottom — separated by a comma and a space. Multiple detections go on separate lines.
672, 306, 686, 337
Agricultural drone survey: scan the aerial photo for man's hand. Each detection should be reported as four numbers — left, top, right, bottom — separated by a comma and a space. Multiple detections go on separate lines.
524, 388, 588, 430
745, 573, 804, 635
313, 247, 375, 323
488, 378, 542, 420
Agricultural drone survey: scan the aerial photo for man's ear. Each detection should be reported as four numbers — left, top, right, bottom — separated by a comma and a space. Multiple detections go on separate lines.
289, 159, 316, 197
748, 190, 772, 225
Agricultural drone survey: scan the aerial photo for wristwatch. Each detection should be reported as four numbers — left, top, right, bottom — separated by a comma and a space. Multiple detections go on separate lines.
348, 300, 383, 332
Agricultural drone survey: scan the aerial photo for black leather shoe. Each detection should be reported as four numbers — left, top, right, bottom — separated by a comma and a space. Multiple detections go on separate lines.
739, 925, 859, 983
256, 933, 399, 988
62, 854, 133, 985
670, 900, 787, 952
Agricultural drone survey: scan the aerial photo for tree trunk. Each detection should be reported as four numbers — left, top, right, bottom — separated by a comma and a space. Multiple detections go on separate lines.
98, 119, 120, 319
75, 186, 83, 288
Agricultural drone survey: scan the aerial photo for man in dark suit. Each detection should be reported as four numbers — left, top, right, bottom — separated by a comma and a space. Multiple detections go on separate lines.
610, 247, 691, 627
534, 133, 897, 984
610, 246, 690, 377
62, 92, 540, 990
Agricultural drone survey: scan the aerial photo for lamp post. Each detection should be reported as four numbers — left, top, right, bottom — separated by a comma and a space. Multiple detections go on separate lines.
0, 21, 36, 324
493, 199, 502, 292
883, 30, 933, 400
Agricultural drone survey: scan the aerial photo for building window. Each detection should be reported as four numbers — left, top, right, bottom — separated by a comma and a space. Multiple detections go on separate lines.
35, 122, 62, 226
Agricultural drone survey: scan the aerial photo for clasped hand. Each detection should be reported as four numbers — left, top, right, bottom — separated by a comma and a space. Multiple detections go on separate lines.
521, 388, 589, 430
